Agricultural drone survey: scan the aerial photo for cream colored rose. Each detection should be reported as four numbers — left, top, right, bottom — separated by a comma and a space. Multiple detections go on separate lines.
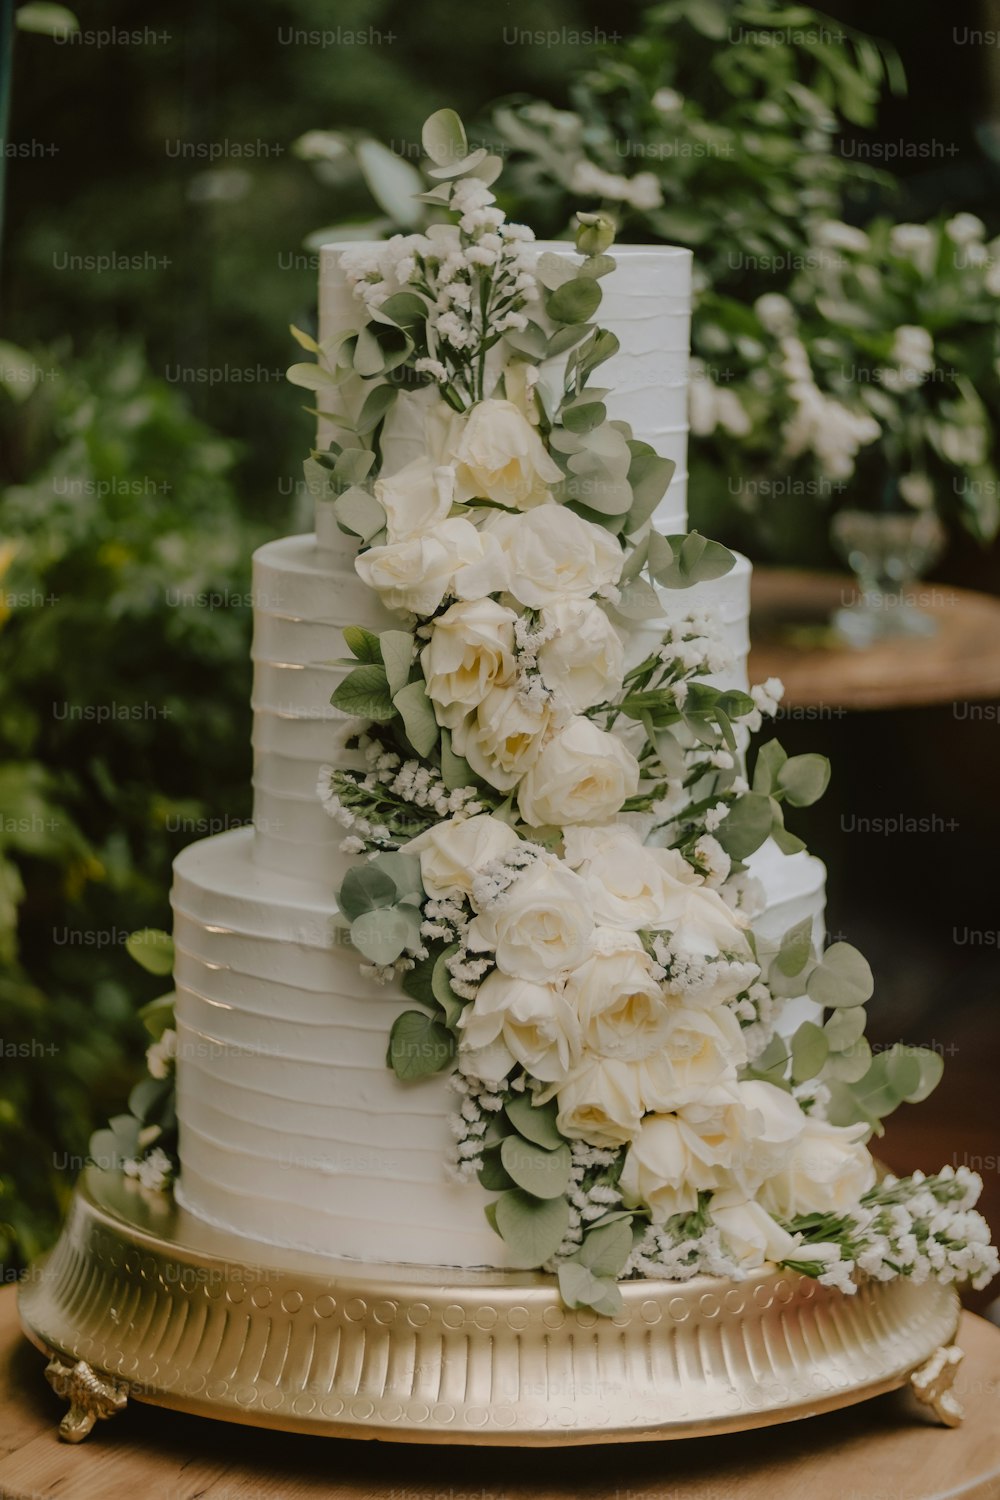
422, 598, 517, 728
536, 598, 625, 713
619, 1090, 753, 1221
451, 398, 563, 509
408, 813, 520, 902
563, 824, 711, 932
467, 856, 593, 983
452, 683, 552, 792
564, 930, 672, 1062
757, 1115, 876, 1220
729, 1080, 809, 1195
487, 506, 622, 609
458, 970, 581, 1084
354, 518, 507, 617
550, 1056, 644, 1149
517, 717, 639, 828
709, 1194, 805, 1270
375, 456, 456, 543
635, 1004, 746, 1112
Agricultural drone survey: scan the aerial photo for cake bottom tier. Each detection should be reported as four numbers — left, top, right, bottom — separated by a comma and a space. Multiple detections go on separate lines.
171, 828, 826, 1269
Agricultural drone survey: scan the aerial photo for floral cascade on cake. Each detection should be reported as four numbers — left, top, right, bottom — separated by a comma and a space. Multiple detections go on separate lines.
292, 110, 991, 1315
94, 110, 996, 1319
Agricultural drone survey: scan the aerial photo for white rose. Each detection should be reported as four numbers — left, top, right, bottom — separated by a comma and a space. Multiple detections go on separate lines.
452, 683, 552, 791
710, 1195, 805, 1270
549, 1056, 644, 1148
408, 813, 520, 901
536, 598, 625, 712
619, 1094, 749, 1222
458, 970, 580, 1084
355, 518, 507, 617
422, 598, 517, 728
487, 506, 622, 609
564, 930, 672, 1062
517, 717, 639, 828
451, 398, 563, 509
730, 1080, 809, 1194
374, 456, 455, 543
563, 823, 708, 931
757, 1115, 876, 1219
467, 856, 593, 982
636, 1004, 746, 1112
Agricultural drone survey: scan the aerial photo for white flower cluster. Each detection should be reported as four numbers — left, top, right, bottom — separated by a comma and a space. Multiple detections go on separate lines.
318, 745, 483, 852
124, 1146, 174, 1194
445, 1068, 509, 1183
551, 1142, 626, 1260
569, 159, 663, 213
145, 1026, 176, 1081
778, 335, 880, 479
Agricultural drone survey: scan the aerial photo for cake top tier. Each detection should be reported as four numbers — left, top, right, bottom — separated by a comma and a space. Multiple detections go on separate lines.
316, 241, 691, 537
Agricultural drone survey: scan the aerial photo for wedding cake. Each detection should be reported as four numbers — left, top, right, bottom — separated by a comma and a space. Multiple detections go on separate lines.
139, 112, 992, 1308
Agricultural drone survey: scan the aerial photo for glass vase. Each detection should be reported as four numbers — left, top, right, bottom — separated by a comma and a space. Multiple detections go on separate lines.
829, 508, 946, 648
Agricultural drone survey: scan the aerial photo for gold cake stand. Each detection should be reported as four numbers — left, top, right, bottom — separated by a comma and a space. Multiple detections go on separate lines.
18, 1167, 963, 1446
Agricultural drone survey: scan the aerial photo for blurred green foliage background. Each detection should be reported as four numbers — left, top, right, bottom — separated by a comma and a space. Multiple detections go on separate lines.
2, 0, 998, 1274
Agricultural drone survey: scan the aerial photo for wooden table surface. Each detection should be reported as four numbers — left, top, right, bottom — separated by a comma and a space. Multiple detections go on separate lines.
1, 1289, 998, 1500
748, 570, 1000, 710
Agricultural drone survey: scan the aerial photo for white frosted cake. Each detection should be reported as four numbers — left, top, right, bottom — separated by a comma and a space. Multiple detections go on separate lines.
170, 240, 826, 1267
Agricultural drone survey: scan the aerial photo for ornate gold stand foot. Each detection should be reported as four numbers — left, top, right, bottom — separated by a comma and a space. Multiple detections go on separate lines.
44, 1357, 128, 1442
909, 1344, 964, 1427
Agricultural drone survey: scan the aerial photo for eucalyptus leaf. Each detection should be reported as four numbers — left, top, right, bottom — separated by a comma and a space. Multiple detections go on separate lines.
575, 1219, 633, 1277
790, 1021, 830, 1083
773, 917, 814, 978
714, 793, 773, 859
547, 277, 603, 325
338, 863, 399, 922
557, 1261, 623, 1316
126, 928, 175, 976
494, 1189, 570, 1269
807, 943, 875, 1009
393, 679, 439, 757
138, 993, 176, 1041
478, 1146, 515, 1193
431, 946, 465, 1028
422, 109, 468, 166
286, 362, 340, 392
387, 1010, 455, 1081
500, 1136, 572, 1200
356, 383, 398, 435
821, 1037, 872, 1083
351, 907, 413, 966
776, 754, 831, 808
824, 1006, 867, 1051
331, 663, 394, 722
342, 625, 382, 663
355, 138, 424, 227
333, 487, 386, 542
752, 739, 788, 795
505, 1092, 564, 1150
380, 630, 415, 699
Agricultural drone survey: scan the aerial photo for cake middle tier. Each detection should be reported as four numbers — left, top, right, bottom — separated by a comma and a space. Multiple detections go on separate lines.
251, 531, 753, 887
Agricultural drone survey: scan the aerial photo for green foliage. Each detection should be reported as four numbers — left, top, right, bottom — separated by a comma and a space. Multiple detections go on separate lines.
0, 341, 259, 1273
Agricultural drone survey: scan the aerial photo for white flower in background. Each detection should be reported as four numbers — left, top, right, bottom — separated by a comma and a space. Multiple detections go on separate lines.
458, 969, 581, 1084
569, 159, 663, 212
710, 1194, 811, 1270
637, 1004, 746, 1111
889, 222, 937, 275
146, 1027, 176, 1080
881, 324, 935, 392
757, 1114, 876, 1218
937, 421, 988, 468
517, 716, 640, 827
536, 599, 625, 712
450, 398, 563, 509
487, 506, 622, 609
715, 387, 751, 437
898, 472, 934, 510
422, 598, 517, 727
467, 855, 593, 982
945, 213, 986, 246
563, 823, 709, 932
409, 813, 520, 902
564, 929, 672, 1062
688, 360, 718, 437
652, 87, 684, 114
549, 1056, 645, 1148
618, 1090, 751, 1221
755, 292, 796, 335
355, 518, 507, 616
780, 343, 881, 480
452, 681, 552, 791
985, 244, 1000, 296
814, 220, 870, 254
375, 456, 456, 544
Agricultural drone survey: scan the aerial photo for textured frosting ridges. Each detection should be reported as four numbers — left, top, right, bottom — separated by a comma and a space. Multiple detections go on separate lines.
173, 828, 515, 1266
318, 241, 692, 533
